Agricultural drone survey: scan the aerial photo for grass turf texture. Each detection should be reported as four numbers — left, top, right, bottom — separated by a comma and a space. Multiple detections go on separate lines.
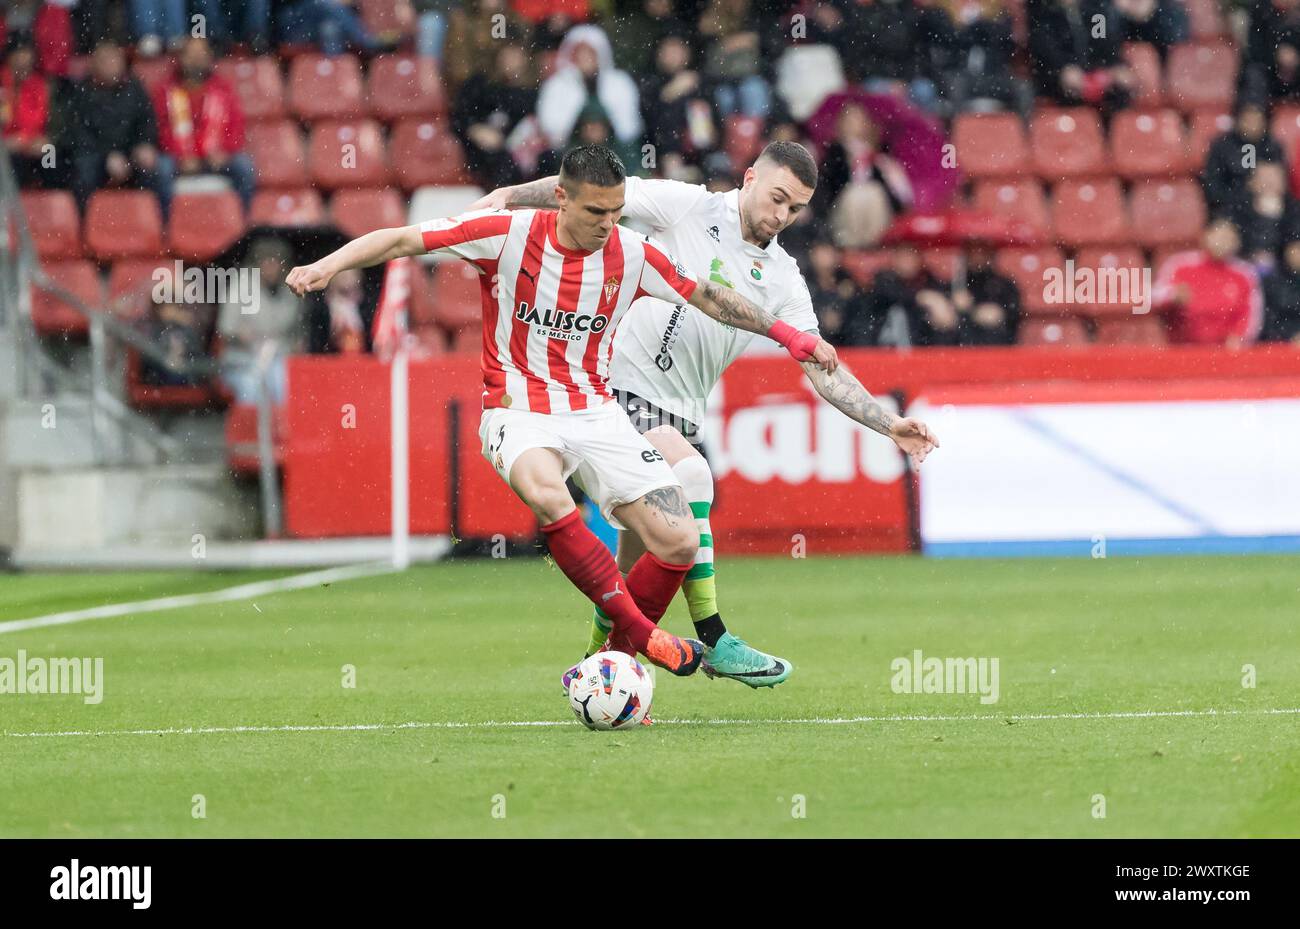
1, 554, 1297, 838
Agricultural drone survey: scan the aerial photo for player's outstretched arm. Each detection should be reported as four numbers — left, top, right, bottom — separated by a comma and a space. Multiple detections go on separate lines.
687, 281, 840, 372
469, 176, 561, 211
802, 357, 940, 466
286, 225, 426, 296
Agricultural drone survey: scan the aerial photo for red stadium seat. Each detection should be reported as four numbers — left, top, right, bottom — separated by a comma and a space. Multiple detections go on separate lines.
390, 118, 472, 189
309, 119, 390, 189
131, 56, 175, 95
432, 260, 485, 332
1167, 41, 1237, 112
1129, 179, 1206, 247
951, 112, 1029, 178
126, 347, 222, 412
214, 56, 286, 121
1186, 0, 1228, 38
723, 115, 766, 169
972, 179, 1051, 236
168, 192, 245, 262
329, 187, 406, 239
20, 190, 80, 259
1123, 42, 1164, 108
1271, 105, 1300, 160
1189, 109, 1233, 169
1050, 179, 1129, 247
367, 54, 446, 121
249, 189, 326, 227
1018, 316, 1089, 346
84, 190, 163, 261
1071, 247, 1148, 316
108, 257, 174, 321
246, 119, 309, 188
995, 246, 1064, 315
31, 260, 101, 338
1095, 316, 1169, 345
288, 53, 364, 121
840, 249, 897, 287
360, 0, 409, 37
1030, 108, 1108, 178
1110, 109, 1189, 178
921, 248, 961, 282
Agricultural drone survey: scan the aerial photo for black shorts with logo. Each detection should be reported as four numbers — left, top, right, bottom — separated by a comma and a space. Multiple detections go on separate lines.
613, 389, 705, 446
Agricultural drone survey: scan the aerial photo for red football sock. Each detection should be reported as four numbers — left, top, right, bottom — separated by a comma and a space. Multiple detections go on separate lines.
541, 510, 656, 654
608, 553, 691, 653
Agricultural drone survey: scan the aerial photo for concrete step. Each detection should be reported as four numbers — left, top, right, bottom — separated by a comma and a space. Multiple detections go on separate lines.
2, 395, 162, 468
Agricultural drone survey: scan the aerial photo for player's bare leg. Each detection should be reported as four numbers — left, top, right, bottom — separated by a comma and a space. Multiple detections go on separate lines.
508, 448, 703, 679
582, 428, 792, 686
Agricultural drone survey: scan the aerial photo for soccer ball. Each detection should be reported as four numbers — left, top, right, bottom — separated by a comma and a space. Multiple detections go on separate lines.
566, 651, 654, 730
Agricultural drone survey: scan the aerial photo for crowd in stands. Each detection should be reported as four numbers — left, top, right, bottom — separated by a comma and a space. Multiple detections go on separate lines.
3, 0, 1300, 414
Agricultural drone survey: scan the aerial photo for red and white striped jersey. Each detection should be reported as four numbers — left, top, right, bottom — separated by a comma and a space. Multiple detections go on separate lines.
418, 208, 699, 413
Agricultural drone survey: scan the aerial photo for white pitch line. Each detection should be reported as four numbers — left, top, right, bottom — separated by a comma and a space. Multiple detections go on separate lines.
0, 561, 398, 636
5, 707, 1298, 739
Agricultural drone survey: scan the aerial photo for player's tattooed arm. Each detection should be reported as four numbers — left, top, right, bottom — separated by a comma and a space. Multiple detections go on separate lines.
688, 280, 779, 334
471, 176, 562, 211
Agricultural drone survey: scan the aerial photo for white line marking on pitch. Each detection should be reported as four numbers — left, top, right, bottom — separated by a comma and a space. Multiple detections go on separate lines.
0, 562, 398, 636
4, 707, 1297, 739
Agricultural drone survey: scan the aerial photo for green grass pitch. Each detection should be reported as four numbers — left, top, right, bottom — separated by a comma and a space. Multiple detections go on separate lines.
1, 554, 1297, 837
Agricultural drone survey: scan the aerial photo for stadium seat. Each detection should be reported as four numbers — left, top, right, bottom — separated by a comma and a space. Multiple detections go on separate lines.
951, 112, 1029, 178
1167, 41, 1237, 111
20, 190, 81, 259
329, 187, 406, 239
367, 54, 446, 121
131, 56, 175, 94
1094, 316, 1169, 345
1129, 179, 1206, 247
246, 119, 309, 188
432, 260, 486, 332
922, 248, 961, 282
840, 249, 897, 288
1122, 42, 1164, 108
1030, 108, 1108, 178
214, 56, 286, 121
1152, 242, 1201, 271
288, 53, 365, 121
84, 190, 164, 261
1050, 179, 1129, 247
108, 257, 174, 321
249, 189, 326, 227
972, 179, 1051, 237
1189, 109, 1233, 169
308, 119, 390, 189
225, 404, 286, 474
995, 246, 1064, 315
1271, 105, 1300, 160
30, 259, 101, 338
1018, 316, 1089, 346
125, 347, 221, 412
168, 191, 245, 262
1071, 247, 1149, 316
1110, 109, 1189, 178
1186, 0, 1228, 38
390, 118, 473, 189
724, 115, 766, 170
360, 0, 409, 38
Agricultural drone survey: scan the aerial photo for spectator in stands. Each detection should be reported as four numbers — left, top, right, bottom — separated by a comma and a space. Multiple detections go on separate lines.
537, 25, 643, 157
697, 0, 771, 118
218, 236, 304, 403
409, 0, 454, 59
130, 0, 187, 57
192, 0, 273, 54
444, 0, 531, 90
953, 240, 1020, 344
638, 34, 721, 175
849, 0, 943, 112
69, 1, 119, 56
452, 41, 538, 191
2, 1, 73, 77
1227, 160, 1300, 268
1153, 218, 1264, 348
513, 0, 591, 49
278, 0, 387, 56
59, 39, 171, 213
141, 296, 210, 387
153, 36, 255, 210
841, 246, 956, 347
1262, 239, 1300, 341
1, 34, 58, 189
805, 237, 859, 345
608, 0, 689, 77
928, 0, 1031, 115
324, 268, 365, 354
1244, 0, 1300, 100
1028, 0, 1134, 114
1202, 100, 1286, 213
810, 102, 913, 248
1113, 0, 1187, 61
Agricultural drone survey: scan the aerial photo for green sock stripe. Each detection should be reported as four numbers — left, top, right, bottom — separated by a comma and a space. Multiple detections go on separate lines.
686, 563, 715, 580
689, 501, 711, 519
592, 607, 613, 631
698, 533, 713, 550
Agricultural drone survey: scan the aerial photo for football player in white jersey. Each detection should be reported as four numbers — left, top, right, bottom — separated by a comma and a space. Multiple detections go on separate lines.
473, 141, 938, 687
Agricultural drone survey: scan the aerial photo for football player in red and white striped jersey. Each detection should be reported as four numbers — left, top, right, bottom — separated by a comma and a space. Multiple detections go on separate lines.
287, 145, 838, 682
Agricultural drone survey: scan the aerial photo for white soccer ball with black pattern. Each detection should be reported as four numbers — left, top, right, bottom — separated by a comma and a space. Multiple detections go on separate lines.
566, 651, 654, 731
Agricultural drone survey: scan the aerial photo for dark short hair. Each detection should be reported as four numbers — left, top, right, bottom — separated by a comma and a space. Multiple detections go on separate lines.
559, 145, 626, 193
756, 140, 818, 189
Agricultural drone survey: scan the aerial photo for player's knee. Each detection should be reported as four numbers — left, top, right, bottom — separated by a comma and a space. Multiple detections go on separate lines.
517, 480, 574, 523
653, 522, 698, 566
672, 455, 714, 505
